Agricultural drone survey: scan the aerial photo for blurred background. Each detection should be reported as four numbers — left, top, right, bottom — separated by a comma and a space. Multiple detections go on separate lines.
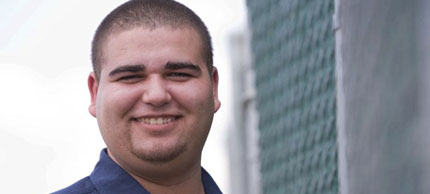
1, 0, 429, 194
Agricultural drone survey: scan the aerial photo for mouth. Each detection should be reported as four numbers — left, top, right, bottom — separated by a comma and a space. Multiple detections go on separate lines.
133, 116, 179, 125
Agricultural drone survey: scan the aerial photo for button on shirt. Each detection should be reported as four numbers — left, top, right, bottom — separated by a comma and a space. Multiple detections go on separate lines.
52, 149, 222, 194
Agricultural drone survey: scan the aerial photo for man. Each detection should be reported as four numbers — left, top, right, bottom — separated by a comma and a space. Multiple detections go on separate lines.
52, 0, 221, 193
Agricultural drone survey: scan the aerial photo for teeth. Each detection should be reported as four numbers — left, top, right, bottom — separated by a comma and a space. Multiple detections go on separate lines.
136, 117, 176, 125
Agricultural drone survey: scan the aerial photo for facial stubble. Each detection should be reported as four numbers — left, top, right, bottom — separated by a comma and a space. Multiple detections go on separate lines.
130, 136, 188, 163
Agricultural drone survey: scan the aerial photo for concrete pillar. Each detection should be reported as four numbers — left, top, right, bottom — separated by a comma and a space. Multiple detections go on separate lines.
335, 0, 430, 193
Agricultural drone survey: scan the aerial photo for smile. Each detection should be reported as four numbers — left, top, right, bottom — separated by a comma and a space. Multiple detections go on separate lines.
135, 116, 178, 125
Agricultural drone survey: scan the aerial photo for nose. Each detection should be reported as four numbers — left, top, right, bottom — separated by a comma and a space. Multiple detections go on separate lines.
141, 76, 171, 107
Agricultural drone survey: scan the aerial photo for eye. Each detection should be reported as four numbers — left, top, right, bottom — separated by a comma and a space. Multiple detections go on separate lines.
168, 72, 191, 77
116, 75, 144, 82
167, 72, 193, 81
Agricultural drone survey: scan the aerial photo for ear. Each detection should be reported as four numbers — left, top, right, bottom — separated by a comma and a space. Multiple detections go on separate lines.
88, 72, 99, 118
211, 67, 221, 112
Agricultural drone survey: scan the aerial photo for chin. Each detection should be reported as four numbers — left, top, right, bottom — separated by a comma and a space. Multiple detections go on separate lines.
130, 142, 187, 163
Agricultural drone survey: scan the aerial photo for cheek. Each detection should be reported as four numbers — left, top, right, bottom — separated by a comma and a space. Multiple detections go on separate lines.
96, 86, 142, 120
96, 86, 142, 148
172, 84, 215, 132
174, 80, 214, 103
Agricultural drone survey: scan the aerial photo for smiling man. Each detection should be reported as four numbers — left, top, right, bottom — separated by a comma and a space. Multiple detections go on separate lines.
52, 0, 221, 194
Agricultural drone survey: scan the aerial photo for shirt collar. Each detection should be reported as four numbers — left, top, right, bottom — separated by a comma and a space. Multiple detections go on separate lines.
90, 149, 150, 194
90, 149, 222, 194
201, 167, 223, 194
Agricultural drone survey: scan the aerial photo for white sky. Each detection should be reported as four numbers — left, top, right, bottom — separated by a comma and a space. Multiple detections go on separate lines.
0, 1, 248, 193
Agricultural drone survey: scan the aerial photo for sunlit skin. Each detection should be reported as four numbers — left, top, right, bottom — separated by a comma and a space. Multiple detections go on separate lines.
87, 27, 220, 194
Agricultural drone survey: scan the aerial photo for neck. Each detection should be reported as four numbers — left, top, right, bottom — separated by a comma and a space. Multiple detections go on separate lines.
108, 150, 205, 194
130, 166, 205, 194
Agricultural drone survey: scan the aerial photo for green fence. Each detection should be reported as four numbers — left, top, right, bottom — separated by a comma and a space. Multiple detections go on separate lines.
246, 0, 338, 193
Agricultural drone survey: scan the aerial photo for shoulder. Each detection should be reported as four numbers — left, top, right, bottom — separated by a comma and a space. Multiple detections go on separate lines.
51, 176, 98, 194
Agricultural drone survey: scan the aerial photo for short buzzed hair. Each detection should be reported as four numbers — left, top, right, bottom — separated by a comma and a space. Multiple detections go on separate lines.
91, 0, 213, 80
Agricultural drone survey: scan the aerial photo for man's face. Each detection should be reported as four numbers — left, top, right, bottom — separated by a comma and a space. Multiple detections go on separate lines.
88, 27, 220, 164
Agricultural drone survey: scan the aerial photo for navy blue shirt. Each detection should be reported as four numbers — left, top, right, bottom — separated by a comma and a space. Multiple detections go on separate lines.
52, 149, 222, 194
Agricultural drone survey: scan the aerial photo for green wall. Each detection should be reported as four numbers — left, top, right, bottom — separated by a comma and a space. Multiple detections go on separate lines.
246, 0, 338, 193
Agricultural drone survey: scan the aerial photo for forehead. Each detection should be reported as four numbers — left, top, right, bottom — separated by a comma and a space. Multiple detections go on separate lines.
100, 26, 206, 73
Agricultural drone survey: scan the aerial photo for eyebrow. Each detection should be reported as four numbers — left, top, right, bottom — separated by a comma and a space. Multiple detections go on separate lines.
165, 62, 201, 73
108, 64, 146, 77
